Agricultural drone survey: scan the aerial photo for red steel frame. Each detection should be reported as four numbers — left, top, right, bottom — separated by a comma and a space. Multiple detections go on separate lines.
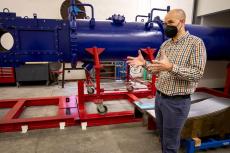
1, 46, 229, 133
0, 96, 79, 132
224, 63, 230, 96
77, 47, 157, 126
0, 47, 157, 132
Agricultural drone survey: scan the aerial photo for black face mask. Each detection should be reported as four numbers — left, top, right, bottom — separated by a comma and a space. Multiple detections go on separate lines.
164, 25, 178, 38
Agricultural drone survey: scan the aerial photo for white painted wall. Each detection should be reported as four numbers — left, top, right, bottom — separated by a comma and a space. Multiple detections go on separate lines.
83, 0, 138, 21
0, 0, 193, 22
137, 0, 194, 23
0, 0, 63, 19
200, 11, 230, 27
197, 0, 230, 16
166, 0, 194, 24
0, 0, 138, 21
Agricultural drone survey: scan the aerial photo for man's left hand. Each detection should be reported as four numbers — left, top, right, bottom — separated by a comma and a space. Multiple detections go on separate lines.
147, 50, 173, 72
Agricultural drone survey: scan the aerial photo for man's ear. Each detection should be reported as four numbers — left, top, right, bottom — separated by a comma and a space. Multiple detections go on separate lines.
180, 19, 185, 24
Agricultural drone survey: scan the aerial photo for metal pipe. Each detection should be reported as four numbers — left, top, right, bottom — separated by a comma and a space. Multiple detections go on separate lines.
135, 14, 150, 22
145, 20, 165, 42
150, 6, 170, 21
76, 4, 94, 20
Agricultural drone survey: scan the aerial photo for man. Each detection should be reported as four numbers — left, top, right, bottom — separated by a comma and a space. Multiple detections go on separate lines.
127, 9, 207, 153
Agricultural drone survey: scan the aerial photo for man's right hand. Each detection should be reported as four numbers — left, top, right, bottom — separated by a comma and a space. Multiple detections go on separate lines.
127, 50, 146, 67
146, 64, 159, 74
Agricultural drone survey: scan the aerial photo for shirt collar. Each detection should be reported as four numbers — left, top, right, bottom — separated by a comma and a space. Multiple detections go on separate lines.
170, 31, 190, 43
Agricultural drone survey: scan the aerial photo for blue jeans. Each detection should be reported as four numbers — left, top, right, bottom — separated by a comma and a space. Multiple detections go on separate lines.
155, 91, 191, 153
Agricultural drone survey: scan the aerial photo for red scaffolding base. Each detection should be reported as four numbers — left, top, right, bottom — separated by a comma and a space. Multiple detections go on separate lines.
77, 81, 153, 126
0, 47, 158, 132
0, 96, 79, 132
77, 47, 156, 126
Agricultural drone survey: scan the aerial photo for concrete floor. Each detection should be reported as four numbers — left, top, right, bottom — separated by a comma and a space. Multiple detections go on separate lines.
0, 82, 229, 153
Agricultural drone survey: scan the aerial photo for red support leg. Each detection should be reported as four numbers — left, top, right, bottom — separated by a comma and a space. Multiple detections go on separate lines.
151, 75, 156, 96
85, 47, 105, 102
224, 63, 230, 95
141, 47, 157, 96
85, 70, 92, 86
78, 80, 86, 118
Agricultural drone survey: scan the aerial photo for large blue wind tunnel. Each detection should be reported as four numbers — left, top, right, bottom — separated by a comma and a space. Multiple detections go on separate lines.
0, 9, 230, 67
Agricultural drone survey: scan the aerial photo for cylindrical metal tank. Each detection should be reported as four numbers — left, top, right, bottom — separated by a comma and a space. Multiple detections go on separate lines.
71, 20, 163, 62
71, 20, 230, 62
187, 25, 230, 60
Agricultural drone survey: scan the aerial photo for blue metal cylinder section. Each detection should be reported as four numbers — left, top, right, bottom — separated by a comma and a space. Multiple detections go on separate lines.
72, 20, 163, 62
72, 22, 230, 61
186, 25, 230, 60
